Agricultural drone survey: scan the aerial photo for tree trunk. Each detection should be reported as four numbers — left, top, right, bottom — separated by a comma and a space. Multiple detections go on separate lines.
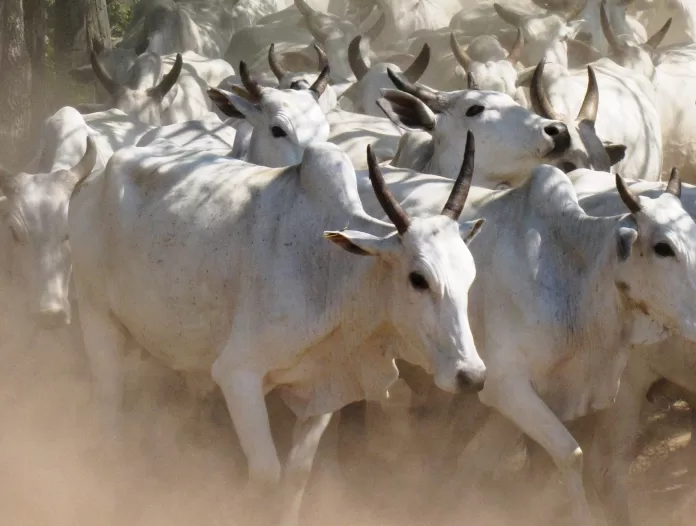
24, 0, 46, 135
0, 0, 32, 169
84, 0, 111, 51
52, 0, 111, 70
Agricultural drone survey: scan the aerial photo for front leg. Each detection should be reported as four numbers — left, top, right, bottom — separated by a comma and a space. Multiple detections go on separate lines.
278, 413, 333, 526
479, 375, 596, 526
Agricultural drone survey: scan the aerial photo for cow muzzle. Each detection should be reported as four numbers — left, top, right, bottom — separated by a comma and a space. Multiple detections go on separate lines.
38, 303, 70, 329
544, 122, 571, 155
456, 368, 486, 392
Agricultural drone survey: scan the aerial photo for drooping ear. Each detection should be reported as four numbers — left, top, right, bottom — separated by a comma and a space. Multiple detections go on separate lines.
617, 225, 638, 261
323, 230, 399, 257
207, 87, 260, 120
604, 143, 626, 166
377, 89, 437, 132
460, 218, 485, 244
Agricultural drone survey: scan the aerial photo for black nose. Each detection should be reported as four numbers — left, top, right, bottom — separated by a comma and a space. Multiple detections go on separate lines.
545, 122, 571, 154
456, 369, 486, 392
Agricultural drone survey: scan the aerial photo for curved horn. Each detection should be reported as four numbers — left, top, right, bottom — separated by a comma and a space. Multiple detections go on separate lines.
530, 60, 563, 120
348, 36, 369, 81
268, 43, 288, 80
507, 28, 525, 65
493, 3, 524, 27
90, 50, 122, 96
467, 72, 480, 90
366, 144, 411, 234
450, 33, 473, 70
403, 43, 430, 83
442, 131, 476, 220
616, 173, 642, 214
645, 18, 672, 49
365, 11, 386, 41
387, 68, 440, 105
313, 43, 329, 70
600, 1, 622, 56
91, 38, 104, 54
310, 64, 331, 97
239, 60, 264, 101
149, 53, 183, 100
577, 65, 599, 124
69, 136, 98, 183
665, 167, 681, 198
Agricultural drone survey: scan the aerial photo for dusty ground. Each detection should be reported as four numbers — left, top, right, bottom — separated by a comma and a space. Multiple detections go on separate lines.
2, 324, 696, 526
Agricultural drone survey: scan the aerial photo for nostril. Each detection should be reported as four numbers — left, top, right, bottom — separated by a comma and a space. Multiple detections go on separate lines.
544, 124, 560, 136
456, 370, 486, 393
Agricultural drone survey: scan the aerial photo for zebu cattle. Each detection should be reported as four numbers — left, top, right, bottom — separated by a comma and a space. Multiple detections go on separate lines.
636, 0, 696, 46
0, 121, 97, 328
209, 62, 331, 167
520, 55, 662, 180
344, 35, 431, 116
599, 3, 696, 183
377, 70, 572, 187
68, 133, 486, 526
356, 160, 696, 526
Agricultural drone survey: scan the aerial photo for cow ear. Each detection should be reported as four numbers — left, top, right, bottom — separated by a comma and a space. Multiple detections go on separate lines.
604, 143, 627, 167
207, 87, 259, 120
324, 230, 399, 257
617, 225, 638, 261
377, 89, 437, 132
460, 218, 485, 244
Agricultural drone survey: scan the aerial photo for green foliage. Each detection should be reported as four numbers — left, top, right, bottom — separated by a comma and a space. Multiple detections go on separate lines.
108, 0, 132, 39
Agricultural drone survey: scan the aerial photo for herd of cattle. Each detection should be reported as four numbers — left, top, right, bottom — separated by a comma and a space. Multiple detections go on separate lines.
9, 0, 696, 523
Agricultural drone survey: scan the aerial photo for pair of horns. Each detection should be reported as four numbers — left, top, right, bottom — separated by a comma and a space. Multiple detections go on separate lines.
268, 43, 328, 80
530, 60, 598, 124
239, 59, 331, 100
367, 131, 476, 234
348, 35, 430, 82
599, 0, 671, 56
90, 51, 183, 101
616, 168, 681, 214
386, 68, 446, 110
450, 29, 524, 70
296, 0, 384, 42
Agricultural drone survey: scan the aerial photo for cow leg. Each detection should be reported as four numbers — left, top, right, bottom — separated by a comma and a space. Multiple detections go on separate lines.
212, 365, 282, 521
479, 377, 596, 526
76, 301, 128, 434
278, 412, 333, 526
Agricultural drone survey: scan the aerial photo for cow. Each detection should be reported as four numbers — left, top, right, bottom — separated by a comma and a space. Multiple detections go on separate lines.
376, 69, 572, 188
0, 129, 97, 329
68, 131, 487, 526
208, 61, 331, 167
599, 1, 696, 183
354, 160, 696, 526
136, 112, 238, 154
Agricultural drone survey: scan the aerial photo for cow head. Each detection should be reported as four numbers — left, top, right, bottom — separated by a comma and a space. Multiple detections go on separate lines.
613, 169, 696, 343
377, 69, 572, 188
528, 60, 627, 173
450, 30, 523, 99
208, 61, 331, 167
294, 0, 385, 82
493, 0, 587, 65
346, 35, 430, 117
0, 137, 97, 329
599, 0, 671, 79
89, 51, 183, 125
267, 43, 338, 113
325, 133, 486, 392
69, 38, 143, 94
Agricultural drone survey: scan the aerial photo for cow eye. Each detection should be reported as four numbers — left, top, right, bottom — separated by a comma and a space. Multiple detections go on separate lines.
409, 271, 430, 290
496, 182, 511, 190
271, 126, 287, 138
654, 242, 675, 258
466, 105, 485, 117
562, 162, 577, 173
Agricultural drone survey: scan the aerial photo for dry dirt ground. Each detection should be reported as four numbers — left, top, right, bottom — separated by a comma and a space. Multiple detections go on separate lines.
2, 323, 696, 526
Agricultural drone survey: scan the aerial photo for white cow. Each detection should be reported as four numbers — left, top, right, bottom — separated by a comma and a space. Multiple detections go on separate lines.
0, 129, 97, 328
599, 2, 696, 183
136, 112, 237, 154
209, 61, 331, 167
377, 69, 573, 187
68, 136, 487, 526
356, 161, 696, 526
